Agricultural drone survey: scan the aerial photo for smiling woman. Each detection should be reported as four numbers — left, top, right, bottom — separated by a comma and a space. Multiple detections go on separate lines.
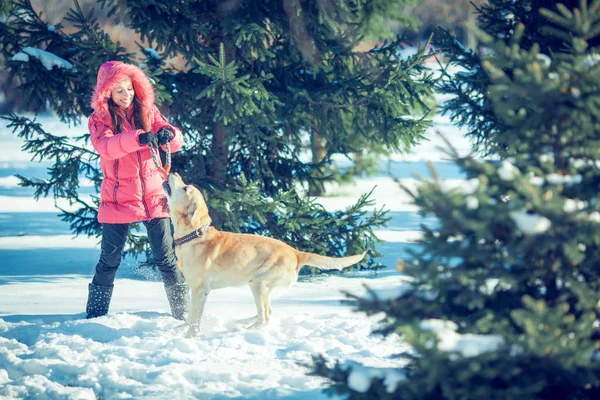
110, 78, 135, 109
86, 61, 188, 322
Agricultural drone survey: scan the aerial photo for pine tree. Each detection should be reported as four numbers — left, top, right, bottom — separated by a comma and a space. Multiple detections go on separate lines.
0, 0, 433, 269
436, 0, 600, 156
314, 0, 600, 398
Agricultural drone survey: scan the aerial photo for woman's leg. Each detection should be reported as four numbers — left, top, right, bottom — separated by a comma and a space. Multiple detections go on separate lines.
143, 218, 184, 284
86, 223, 129, 318
144, 218, 189, 320
92, 223, 129, 286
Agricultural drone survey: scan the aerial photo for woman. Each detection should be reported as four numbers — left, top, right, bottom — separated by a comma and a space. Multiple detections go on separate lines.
85, 60, 188, 320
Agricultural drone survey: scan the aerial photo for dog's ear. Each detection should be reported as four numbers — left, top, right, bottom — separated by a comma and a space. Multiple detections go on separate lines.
187, 193, 212, 228
188, 197, 200, 226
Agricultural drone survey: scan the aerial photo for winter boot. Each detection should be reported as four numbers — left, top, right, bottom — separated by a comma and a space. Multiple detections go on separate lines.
164, 283, 190, 321
86, 283, 114, 318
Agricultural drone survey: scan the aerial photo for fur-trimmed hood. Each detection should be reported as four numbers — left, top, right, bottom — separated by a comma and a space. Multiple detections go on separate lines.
91, 61, 155, 127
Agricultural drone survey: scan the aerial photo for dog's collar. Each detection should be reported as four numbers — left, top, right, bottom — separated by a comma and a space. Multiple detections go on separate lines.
173, 224, 211, 247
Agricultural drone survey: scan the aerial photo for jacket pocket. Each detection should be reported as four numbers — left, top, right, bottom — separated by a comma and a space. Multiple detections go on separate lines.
113, 181, 120, 204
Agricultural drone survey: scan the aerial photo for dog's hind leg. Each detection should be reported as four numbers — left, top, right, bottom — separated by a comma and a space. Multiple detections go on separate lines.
234, 281, 263, 325
185, 286, 209, 338
235, 292, 272, 325
248, 281, 268, 330
263, 290, 272, 322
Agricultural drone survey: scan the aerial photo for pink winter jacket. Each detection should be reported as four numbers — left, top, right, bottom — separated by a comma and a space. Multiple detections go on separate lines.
88, 61, 183, 224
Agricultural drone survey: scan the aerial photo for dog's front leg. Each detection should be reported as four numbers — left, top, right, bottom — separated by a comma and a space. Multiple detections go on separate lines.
185, 286, 210, 338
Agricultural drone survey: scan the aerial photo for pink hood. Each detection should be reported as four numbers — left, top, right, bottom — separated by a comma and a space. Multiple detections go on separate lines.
91, 61, 155, 130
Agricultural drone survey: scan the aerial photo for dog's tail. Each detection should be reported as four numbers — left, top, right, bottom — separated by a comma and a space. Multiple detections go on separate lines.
297, 251, 366, 271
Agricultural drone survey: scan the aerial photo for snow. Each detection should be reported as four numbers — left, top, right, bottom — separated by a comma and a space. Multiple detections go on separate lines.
588, 212, 600, 223
11, 53, 29, 63
498, 160, 519, 181
0, 175, 21, 188
420, 318, 458, 333
0, 195, 96, 213
465, 196, 479, 210
528, 173, 544, 187
144, 48, 161, 60
315, 177, 480, 213
481, 279, 500, 295
563, 199, 585, 213
373, 230, 422, 243
536, 54, 551, 68
420, 319, 504, 358
546, 173, 582, 186
346, 362, 407, 393
11, 47, 74, 71
315, 177, 418, 212
0, 176, 95, 190
440, 177, 480, 195
509, 210, 552, 234
0, 276, 408, 399
583, 53, 600, 67
0, 235, 99, 250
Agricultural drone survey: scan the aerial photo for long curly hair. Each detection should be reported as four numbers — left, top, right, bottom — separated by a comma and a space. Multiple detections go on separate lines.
107, 97, 145, 133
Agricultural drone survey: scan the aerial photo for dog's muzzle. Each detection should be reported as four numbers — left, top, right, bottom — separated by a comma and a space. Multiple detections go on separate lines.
162, 181, 171, 196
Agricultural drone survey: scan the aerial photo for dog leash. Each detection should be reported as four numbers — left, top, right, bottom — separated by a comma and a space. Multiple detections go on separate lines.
149, 142, 171, 180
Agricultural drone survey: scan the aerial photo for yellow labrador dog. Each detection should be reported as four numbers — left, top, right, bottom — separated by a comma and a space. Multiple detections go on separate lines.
163, 173, 365, 337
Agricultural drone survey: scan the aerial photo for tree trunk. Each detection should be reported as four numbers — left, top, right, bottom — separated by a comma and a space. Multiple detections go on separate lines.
466, 7, 477, 51
208, 33, 236, 186
210, 120, 228, 184
309, 129, 327, 196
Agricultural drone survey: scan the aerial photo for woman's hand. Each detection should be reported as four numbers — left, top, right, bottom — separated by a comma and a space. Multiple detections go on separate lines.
139, 131, 159, 148
157, 128, 175, 145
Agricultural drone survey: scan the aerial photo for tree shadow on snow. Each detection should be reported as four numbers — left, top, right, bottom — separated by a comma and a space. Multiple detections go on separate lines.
213, 389, 329, 400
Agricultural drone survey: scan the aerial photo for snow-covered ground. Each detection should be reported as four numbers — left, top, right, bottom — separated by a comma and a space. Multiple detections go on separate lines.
0, 110, 470, 399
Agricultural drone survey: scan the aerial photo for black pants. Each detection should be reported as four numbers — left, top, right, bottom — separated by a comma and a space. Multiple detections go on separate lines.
92, 218, 184, 287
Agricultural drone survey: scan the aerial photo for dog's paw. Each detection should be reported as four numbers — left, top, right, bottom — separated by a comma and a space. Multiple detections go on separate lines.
235, 315, 258, 325
184, 328, 198, 338
246, 321, 267, 331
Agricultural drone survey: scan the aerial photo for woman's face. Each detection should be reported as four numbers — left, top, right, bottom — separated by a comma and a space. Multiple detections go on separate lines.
110, 78, 135, 109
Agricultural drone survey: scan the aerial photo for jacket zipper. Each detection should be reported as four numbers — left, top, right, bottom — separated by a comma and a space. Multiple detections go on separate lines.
113, 160, 119, 204
137, 151, 151, 219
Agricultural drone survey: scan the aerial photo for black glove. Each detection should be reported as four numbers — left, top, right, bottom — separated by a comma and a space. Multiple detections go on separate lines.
157, 127, 175, 145
139, 131, 159, 148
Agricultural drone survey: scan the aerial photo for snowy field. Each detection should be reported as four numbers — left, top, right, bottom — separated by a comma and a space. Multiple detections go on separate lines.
0, 110, 470, 399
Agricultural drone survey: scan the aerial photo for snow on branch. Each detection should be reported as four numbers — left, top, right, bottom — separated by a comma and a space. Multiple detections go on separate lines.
11, 47, 74, 71
420, 319, 504, 358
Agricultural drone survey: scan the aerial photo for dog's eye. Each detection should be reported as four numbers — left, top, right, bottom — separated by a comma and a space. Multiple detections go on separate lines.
183, 186, 188, 192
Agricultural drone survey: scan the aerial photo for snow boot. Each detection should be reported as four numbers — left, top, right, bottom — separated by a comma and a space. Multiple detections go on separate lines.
86, 283, 114, 318
164, 283, 190, 321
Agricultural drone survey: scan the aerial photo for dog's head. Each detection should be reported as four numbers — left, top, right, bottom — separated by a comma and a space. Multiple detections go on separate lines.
163, 173, 212, 229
